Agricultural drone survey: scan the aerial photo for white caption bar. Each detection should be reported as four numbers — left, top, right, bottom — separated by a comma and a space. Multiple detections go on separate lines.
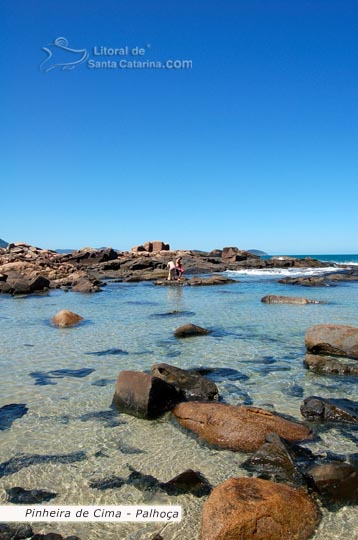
0, 505, 182, 522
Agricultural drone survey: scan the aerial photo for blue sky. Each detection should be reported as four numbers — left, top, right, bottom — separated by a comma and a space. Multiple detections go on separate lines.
1, 1, 357, 253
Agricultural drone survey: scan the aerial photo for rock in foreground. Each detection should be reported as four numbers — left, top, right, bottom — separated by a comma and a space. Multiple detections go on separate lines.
173, 402, 312, 452
112, 371, 180, 419
51, 310, 84, 327
307, 462, 358, 505
200, 477, 320, 540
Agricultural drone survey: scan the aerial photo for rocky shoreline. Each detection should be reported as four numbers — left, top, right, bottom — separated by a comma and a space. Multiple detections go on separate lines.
1, 241, 353, 297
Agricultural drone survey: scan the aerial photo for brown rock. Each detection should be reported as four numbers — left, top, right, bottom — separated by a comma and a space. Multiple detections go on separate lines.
188, 276, 236, 286
300, 396, 358, 423
174, 324, 211, 338
304, 353, 358, 375
173, 402, 312, 452
200, 477, 320, 540
51, 310, 84, 327
112, 371, 180, 419
261, 295, 320, 305
152, 241, 166, 252
305, 324, 358, 358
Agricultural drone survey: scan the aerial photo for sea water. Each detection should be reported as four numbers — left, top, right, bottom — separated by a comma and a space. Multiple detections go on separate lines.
0, 262, 357, 539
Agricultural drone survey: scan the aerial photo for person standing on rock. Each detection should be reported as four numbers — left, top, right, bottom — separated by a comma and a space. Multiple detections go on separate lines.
175, 257, 184, 281
167, 260, 176, 281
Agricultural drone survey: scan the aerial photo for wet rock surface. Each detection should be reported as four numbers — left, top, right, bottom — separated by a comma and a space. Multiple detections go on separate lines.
200, 477, 320, 540
242, 433, 306, 487
151, 363, 219, 402
112, 371, 181, 419
174, 324, 211, 338
173, 402, 313, 452
307, 462, 358, 505
301, 396, 358, 423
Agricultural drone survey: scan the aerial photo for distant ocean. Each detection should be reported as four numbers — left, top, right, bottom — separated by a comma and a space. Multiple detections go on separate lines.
267, 254, 358, 264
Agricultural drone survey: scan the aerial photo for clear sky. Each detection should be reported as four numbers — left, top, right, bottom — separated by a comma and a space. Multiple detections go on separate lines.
1, 0, 357, 253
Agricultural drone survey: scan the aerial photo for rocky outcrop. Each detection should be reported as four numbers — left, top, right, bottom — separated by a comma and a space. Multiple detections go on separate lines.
303, 324, 358, 376
261, 295, 320, 305
300, 396, 358, 424
174, 324, 211, 338
200, 477, 320, 540
151, 363, 219, 401
307, 462, 358, 504
173, 402, 312, 452
112, 371, 181, 419
222, 246, 259, 263
51, 310, 84, 327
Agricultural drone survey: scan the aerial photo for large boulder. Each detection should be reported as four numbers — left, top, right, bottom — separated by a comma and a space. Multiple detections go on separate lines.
307, 462, 358, 504
112, 371, 181, 419
151, 363, 219, 401
173, 402, 312, 452
174, 323, 211, 338
51, 310, 84, 327
305, 324, 358, 358
200, 477, 320, 540
300, 396, 358, 424
261, 295, 320, 305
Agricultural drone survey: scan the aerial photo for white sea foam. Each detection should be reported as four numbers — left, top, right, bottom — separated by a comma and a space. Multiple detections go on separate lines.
225, 266, 341, 278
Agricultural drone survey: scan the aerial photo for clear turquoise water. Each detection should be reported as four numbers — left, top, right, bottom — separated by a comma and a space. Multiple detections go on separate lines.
0, 270, 357, 539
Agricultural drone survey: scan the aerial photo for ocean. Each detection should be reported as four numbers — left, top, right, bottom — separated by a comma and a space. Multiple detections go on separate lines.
0, 255, 357, 539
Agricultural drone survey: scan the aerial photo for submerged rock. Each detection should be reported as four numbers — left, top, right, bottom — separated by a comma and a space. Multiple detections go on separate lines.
200, 477, 320, 540
174, 324, 211, 338
151, 363, 219, 402
90, 466, 211, 497
300, 396, 358, 424
51, 310, 84, 327
6, 486, 57, 504
0, 451, 86, 478
0, 404, 28, 430
173, 402, 313, 452
261, 295, 321, 305
112, 371, 181, 419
